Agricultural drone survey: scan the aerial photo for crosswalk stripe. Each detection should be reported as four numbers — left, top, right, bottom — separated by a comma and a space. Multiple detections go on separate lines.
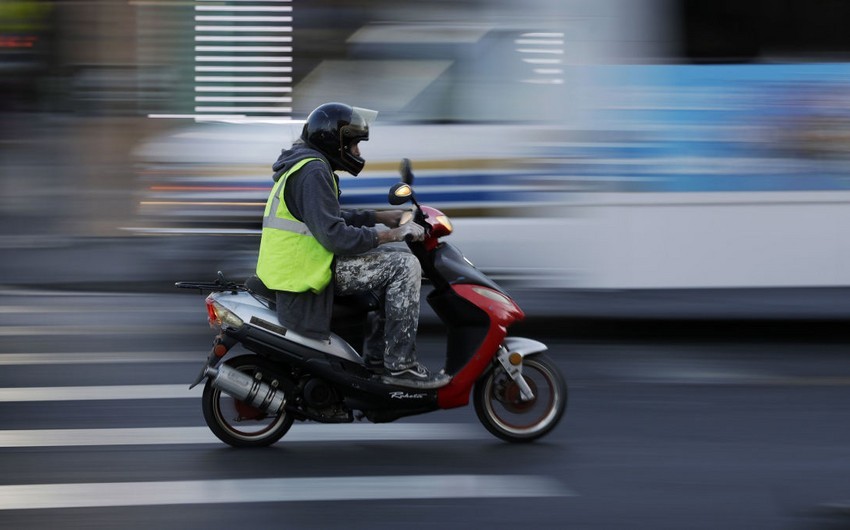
0, 326, 192, 336
0, 384, 200, 402
0, 475, 574, 510
0, 424, 488, 447
0, 305, 193, 314
0, 352, 201, 365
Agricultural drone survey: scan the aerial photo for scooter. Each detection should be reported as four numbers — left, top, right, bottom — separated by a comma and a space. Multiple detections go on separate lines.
177, 159, 567, 445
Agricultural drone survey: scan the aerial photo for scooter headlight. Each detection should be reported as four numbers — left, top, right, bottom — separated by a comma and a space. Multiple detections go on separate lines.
434, 215, 453, 234
471, 287, 514, 308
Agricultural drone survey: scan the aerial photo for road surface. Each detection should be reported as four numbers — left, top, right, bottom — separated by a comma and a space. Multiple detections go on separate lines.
0, 288, 849, 529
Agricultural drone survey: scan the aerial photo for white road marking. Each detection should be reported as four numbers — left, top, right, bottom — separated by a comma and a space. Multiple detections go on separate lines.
0, 475, 573, 510
0, 352, 201, 365
0, 424, 488, 447
0, 326, 193, 336
0, 384, 200, 402
0, 288, 132, 297
0, 306, 192, 314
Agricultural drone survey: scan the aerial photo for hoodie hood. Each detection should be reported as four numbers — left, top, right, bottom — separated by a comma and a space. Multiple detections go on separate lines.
271, 142, 330, 182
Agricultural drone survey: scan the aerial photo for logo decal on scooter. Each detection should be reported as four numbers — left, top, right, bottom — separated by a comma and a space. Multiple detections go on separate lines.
389, 391, 428, 399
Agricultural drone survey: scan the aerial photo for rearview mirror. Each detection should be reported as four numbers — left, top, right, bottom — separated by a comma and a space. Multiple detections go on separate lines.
400, 158, 414, 185
388, 182, 413, 206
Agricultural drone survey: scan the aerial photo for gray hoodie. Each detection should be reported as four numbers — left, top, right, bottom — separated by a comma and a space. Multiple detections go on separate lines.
267, 143, 379, 339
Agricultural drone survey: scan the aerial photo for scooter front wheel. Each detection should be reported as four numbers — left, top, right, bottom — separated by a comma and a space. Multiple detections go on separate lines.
202, 354, 295, 447
473, 354, 567, 443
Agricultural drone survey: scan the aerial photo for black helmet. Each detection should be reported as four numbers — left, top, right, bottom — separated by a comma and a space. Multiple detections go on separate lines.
301, 102, 377, 176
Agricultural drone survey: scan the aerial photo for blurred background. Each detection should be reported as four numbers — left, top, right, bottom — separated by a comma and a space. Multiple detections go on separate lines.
3, 0, 850, 317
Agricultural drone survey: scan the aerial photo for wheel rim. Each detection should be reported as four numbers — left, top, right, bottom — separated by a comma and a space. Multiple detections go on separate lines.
483, 358, 562, 436
211, 364, 289, 442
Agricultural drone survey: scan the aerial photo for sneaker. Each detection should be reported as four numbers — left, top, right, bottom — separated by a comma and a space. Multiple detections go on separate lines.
382, 363, 451, 389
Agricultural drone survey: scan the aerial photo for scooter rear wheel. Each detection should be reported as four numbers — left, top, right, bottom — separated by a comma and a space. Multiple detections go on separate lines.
202, 354, 295, 447
473, 354, 567, 443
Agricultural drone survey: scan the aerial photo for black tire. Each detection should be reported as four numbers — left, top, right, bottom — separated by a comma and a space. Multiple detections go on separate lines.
473, 354, 567, 443
201, 355, 295, 447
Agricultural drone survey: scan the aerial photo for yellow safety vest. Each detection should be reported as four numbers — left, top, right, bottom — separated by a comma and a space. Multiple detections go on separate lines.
256, 158, 337, 293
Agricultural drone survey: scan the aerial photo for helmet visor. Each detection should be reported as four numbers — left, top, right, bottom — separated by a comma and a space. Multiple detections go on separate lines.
351, 107, 378, 129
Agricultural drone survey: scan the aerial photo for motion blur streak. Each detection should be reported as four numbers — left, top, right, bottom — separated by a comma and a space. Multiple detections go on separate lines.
0, 384, 199, 402
0, 475, 573, 510
0, 423, 487, 447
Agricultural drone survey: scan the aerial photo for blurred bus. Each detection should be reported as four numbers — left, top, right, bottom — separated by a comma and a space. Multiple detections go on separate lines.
132, 0, 850, 301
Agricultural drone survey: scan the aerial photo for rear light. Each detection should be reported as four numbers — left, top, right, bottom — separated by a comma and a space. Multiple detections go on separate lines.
206, 299, 218, 325
205, 296, 244, 329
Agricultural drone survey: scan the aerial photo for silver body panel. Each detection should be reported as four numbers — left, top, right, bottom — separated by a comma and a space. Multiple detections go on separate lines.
211, 291, 364, 364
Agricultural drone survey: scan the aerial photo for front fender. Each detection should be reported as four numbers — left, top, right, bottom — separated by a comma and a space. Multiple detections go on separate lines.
502, 337, 548, 358
495, 337, 548, 402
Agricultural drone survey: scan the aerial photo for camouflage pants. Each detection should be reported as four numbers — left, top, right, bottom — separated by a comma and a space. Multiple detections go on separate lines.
334, 246, 422, 371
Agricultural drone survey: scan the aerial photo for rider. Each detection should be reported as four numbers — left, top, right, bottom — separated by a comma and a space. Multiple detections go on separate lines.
256, 102, 450, 389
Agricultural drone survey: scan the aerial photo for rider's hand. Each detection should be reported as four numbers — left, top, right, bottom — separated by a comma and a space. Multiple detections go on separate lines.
389, 221, 425, 243
375, 210, 406, 228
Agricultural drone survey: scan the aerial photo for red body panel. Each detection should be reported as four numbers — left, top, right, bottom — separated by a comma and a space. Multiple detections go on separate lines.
421, 206, 450, 251
436, 284, 525, 409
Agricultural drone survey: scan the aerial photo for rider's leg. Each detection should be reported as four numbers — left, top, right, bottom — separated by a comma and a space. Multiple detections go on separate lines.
334, 247, 421, 371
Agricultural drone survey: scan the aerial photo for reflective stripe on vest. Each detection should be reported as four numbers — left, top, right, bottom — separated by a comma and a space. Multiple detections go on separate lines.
255, 157, 337, 293
262, 169, 314, 235
262, 215, 313, 236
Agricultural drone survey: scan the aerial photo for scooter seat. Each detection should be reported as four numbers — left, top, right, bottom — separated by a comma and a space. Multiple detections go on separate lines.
244, 275, 380, 314
244, 275, 278, 309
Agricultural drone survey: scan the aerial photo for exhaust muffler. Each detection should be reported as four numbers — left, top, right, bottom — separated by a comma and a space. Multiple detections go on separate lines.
205, 364, 286, 414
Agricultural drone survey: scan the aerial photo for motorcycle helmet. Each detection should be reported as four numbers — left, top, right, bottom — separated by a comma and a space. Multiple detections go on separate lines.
301, 102, 377, 176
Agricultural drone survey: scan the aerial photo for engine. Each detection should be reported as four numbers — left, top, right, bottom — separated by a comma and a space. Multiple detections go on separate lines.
299, 377, 351, 422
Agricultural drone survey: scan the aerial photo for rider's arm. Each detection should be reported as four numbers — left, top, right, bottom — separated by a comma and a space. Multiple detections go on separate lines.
374, 210, 405, 228
340, 208, 376, 227
342, 209, 405, 228
290, 164, 379, 255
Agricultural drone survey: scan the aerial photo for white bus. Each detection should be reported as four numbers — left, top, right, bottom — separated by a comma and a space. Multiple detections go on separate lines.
135, 0, 850, 315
